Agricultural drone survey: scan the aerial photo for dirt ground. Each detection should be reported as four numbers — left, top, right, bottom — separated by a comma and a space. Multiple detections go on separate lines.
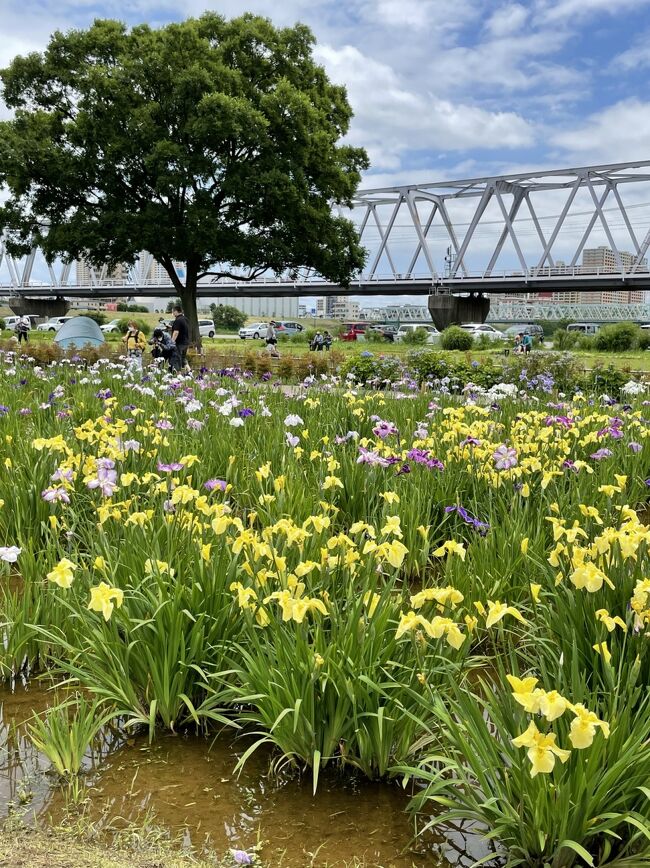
0, 827, 214, 868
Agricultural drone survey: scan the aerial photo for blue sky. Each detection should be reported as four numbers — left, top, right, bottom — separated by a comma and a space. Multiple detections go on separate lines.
3, 0, 650, 301
3, 0, 650, 187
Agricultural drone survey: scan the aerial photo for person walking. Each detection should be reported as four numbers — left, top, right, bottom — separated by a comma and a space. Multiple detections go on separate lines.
522, 332, 533, 354
15, 316, 29, 344
123, 320, 147, 369
170, 304, 190, 372
323, 330, 332, 351
265, 321, 280, 358
311, 331, 324, 351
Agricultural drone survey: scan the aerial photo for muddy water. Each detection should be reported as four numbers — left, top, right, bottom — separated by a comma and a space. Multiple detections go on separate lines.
0, 681, 477, 867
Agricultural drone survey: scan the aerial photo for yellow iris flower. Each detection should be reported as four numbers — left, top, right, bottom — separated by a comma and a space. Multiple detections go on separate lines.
46, 557, 77, 589
88, 581, 124, 621
512, 721, 571, 777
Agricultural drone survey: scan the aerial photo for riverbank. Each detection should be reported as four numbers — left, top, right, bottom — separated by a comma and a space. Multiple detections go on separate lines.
0, 824, 215, 868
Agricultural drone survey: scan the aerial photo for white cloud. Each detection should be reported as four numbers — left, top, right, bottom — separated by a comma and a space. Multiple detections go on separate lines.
535, 0, 650, 22
612, 31, 650, 71
316, 44, 534, 170
487, 3, 529, 37
551, 99, 650, 164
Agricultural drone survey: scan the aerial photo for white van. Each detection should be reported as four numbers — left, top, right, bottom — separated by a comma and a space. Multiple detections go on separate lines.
198, 319, 216, 338
394, 324, 440, 344
567, 323, 599, 335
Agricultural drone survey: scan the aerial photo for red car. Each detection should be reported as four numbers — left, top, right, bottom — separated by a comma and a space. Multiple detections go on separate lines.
340, 326, 365, 341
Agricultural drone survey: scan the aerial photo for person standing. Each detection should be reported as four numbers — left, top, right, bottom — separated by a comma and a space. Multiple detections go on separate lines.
123, 320, 147, 369
15, 316, 29, 344
171, 304, 190, 372
522, 332, 533, 354
266, 321, 280, 358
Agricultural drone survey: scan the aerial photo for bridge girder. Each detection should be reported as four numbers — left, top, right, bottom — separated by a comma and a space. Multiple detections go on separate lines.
2, 160, 650, 295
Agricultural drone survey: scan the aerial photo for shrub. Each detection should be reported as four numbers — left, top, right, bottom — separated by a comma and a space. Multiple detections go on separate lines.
211, 304, 246, 331
338, 352, 405, 385
586, 363, 630, 396
552, 329, 579, 351
594, 322, 639, 352
576, 335, 595, 351
117, 317, 150, 336
402, 327, 429, 345
440, 326, 473, 351
0, 319, 6, 331
638, 330, 650, 351
83, 311, 107, 326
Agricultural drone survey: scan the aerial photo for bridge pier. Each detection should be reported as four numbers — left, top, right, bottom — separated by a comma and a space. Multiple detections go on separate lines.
8, 296, 70, 319
428, 293, 490, 330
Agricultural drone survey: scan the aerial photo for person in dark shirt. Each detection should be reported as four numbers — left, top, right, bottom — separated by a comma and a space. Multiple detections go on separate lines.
170, 304, 190, 372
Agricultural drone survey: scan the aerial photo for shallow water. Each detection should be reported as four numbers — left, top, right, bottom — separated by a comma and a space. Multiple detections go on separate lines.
0, 680, 485, 867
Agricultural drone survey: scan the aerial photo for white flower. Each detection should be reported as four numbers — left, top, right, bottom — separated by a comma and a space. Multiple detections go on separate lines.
0, 546, 21, 563
284, 414, 304, 427
622, 380, 646, 395
229, 417, 244, 427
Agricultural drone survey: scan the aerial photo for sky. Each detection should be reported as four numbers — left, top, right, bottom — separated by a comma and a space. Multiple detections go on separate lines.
2, 0, 650, 303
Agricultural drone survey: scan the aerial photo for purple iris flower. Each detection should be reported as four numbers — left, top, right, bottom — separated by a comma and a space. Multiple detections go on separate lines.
285, 433, 300, 448
445, 504, 490, 535
357, 447, 391, 467
493, 445, 518, 470
41, 487, 70, 504
590, 448, 613, 461
372, 420, 398, 439
155, 419, 174, 430
239, 408, 254, 417
629, 442, 642, 453
157, 461, 184, 472
204, 479, 227, 492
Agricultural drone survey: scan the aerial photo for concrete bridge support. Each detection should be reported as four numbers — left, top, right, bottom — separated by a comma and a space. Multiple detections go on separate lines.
428, 293, 490, 330
7, 296, 70, 318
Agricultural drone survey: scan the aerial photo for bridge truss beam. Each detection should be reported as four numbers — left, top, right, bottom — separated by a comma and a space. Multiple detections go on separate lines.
2, 161, 650, 294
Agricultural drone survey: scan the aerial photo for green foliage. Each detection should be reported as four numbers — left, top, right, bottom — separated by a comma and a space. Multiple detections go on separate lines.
0, 14, 368, 342
27, 695, 114, 779
638, 330, 650, 351
165, 299, 181, 314
440, 326, 473, 351
588, 363, 630, 396
117, 317, 150, 336
594, 322, 639, 352
401, 327, 429, 345
0, 318, 5, 331
338, 352, 406, 385
83, 311, 107, 326
553, 328, 579, 351
210, 304, 246, 331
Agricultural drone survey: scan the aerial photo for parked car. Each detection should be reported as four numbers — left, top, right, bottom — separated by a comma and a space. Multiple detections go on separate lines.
340, 325, 366, 342
459, 323, 504, 341
394, 324, 440, 343
567, 323, 599, 335
198, 319, 216, 338
239, 322, 269, 340
275, 321, 304, 336
36, 316, 74, 332
505, 324, 544, 340
100, 319, 122, 333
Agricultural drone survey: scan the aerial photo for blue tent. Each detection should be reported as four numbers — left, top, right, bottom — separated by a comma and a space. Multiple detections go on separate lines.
54, 316, 106, 350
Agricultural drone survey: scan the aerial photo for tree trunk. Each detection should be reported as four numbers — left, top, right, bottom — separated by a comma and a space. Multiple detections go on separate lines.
179, 275, 202, 352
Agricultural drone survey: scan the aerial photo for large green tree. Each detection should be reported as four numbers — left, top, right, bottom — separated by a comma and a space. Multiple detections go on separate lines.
0, 14, 368, 344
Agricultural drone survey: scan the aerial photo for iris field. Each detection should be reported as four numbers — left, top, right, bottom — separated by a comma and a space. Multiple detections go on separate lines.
0, 349, 649, 867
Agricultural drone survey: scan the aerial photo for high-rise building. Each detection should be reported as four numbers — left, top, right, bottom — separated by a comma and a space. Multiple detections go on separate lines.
75, 260, 126, 285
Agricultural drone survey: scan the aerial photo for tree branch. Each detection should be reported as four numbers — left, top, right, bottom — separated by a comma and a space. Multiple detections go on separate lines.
196, 266, 269, 282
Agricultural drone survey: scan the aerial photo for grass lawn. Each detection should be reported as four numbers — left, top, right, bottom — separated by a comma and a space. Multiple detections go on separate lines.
1, 315, 649, 372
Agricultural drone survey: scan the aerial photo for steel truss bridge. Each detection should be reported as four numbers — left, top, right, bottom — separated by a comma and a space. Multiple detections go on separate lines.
2, 160, 650, 315
380, 301, 650, 324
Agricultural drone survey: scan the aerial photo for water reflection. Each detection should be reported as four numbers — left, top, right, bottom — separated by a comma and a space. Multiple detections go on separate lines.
0, 681, 446, 866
